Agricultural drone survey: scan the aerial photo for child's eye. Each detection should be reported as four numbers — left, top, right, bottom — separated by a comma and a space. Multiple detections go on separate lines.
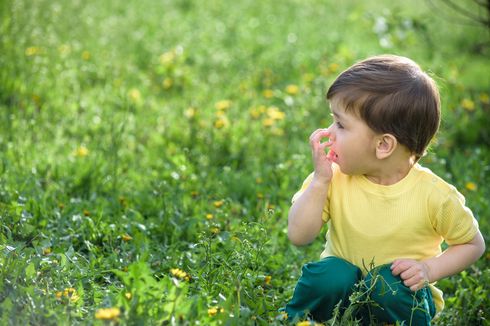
336, 122, 344, 129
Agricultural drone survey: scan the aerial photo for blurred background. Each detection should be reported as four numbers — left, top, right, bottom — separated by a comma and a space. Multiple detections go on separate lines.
0, 0, 489, 324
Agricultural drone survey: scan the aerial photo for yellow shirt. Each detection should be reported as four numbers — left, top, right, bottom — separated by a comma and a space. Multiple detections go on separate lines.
292, 164, 479, 313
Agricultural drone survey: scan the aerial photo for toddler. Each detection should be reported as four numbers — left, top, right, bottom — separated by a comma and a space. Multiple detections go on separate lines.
284, 55, 485, 324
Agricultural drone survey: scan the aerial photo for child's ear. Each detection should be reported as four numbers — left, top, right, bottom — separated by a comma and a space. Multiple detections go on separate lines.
375, 134, 397, 159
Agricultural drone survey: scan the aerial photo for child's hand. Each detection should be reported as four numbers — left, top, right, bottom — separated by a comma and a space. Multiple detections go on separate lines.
391, 259, 431, 291
309, 129, 334, 184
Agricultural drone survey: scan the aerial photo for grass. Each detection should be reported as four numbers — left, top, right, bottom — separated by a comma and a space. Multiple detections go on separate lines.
0, 0, 489, 324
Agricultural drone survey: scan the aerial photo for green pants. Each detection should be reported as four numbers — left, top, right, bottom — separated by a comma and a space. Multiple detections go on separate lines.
284, 257, 436, 324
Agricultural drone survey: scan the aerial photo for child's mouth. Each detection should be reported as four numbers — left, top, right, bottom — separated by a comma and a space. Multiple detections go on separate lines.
327, 149, 339, 162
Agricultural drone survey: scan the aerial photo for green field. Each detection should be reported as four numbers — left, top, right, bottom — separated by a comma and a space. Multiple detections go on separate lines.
1, 0, 489, 324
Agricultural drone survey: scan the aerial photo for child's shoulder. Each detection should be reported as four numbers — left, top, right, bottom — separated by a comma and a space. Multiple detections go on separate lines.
413, 164, 460, 197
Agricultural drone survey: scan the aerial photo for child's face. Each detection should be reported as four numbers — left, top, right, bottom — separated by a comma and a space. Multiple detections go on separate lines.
326, 99, 378, 175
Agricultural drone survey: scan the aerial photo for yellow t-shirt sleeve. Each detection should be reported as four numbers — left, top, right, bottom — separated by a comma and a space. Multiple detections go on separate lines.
432, 187, 478, 245
291, 173, 330, 222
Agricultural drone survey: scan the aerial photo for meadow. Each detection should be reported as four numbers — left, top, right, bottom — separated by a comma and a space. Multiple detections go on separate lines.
0, 0, 489, 324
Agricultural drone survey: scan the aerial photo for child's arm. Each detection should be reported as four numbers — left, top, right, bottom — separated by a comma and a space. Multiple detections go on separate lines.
391, 230, 486, 291
288, 177, 329, 245
288, 129, 333, 246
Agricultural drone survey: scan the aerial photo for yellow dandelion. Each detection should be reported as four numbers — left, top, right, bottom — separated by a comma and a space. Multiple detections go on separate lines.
185, 107, 196, 119
215, 109, 226, 117
208, 307, 218, 317
285, 84, 299, 95
43, 247, 52, 255
73, 145, 89, 158
95, 307, 121, 320
25, 46, 41, 56
215, 100, 232, 111
263, 89, 274, 98
262, 118, 275, 127
63, 288, 76, 297
329, 63, 339, 73
82, 50, 91, 61
302, 73, 315, 83
279, 311, 288, 320
128, 88, 142, 104
170, 268, 191, 281
125, 292, 132, 300
170, 268, 182, 277
206, 213, 214, 220
162, 78, 173, 89
465, 182, 477, 191
213, 200, 224, 208
249, 106, 263, 119
461, 98, 475, 111
214, 116, 229, 129
264, 275, 272, 285
69, 293, 80, 303
296, 321, 311, 326
60, 287, 80, 303
55, 291, 63, 299
160, 51, 176, 65
122, 234, 133, 242
267, 106, 285, 120
480, 93, 489, 104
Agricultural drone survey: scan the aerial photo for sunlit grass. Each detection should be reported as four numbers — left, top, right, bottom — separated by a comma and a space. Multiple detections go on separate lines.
0, 0, 489, 324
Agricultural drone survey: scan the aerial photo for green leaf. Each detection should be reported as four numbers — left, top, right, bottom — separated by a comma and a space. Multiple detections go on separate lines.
25, 262, 36, 280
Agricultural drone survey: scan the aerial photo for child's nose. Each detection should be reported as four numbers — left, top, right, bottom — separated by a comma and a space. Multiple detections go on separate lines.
326, 124, 335, 140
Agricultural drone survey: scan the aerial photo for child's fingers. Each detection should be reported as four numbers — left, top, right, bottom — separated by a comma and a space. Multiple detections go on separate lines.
390, 259, 410, 275
309, 129, 331, 146
313, 140, 333, 162
405, 274, 427, 291
402, 275, 418, 288
407, 278, 424, 291
398, 267, 422, 288
400, 266, 418, 281
309, 128, 330, 139
309, 129, 323, 144
392, 260, 429, 291
309, 128, 324, 140
310, 132, 332, 156
390, 259, 403, 274
320, 140, 333, 151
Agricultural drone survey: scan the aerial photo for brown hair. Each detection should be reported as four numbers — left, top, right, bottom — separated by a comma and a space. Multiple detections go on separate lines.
326, 55, 440, 160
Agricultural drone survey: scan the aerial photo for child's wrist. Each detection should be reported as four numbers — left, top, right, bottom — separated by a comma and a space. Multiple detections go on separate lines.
312, 173, 331, 186
421, 260, 435, 283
